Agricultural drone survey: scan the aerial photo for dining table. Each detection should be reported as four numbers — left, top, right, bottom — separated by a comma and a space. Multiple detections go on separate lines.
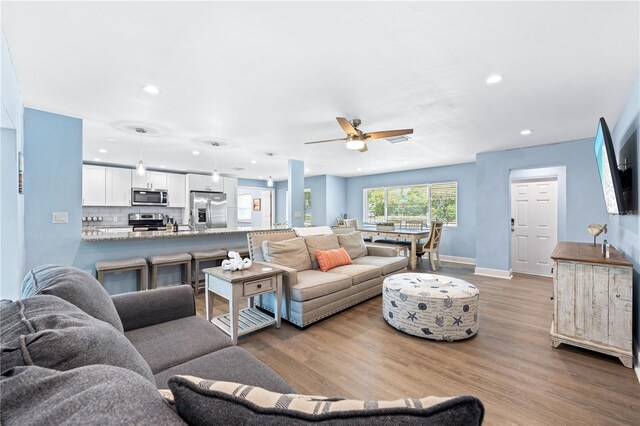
359, 226, 431, 269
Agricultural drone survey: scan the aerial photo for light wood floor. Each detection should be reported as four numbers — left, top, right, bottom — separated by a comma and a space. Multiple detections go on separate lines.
195, 262, 640, 425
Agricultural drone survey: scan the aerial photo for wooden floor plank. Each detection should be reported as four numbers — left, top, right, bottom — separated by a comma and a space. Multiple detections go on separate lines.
196, 262, 640, 425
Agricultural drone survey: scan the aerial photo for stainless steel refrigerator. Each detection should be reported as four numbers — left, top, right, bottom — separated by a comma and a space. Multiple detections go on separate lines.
189, 191, 227, 229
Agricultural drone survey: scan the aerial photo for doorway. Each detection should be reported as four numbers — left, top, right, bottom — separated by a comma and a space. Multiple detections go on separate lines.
510, 178, 558, 276
237, 186, 274, 228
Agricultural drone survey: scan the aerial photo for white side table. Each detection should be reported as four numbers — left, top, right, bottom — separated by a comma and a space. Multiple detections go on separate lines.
204, 262, 283, 344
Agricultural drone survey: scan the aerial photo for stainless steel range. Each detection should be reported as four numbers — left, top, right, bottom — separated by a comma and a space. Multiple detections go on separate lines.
128, 213, 166, 231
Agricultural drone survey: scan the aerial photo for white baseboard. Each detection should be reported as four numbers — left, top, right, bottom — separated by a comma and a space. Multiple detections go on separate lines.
440, 255, 476, 265
474, 267, 513, 279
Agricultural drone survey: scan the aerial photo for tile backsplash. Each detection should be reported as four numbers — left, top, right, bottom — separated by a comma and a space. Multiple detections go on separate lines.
82, 206, 185, 227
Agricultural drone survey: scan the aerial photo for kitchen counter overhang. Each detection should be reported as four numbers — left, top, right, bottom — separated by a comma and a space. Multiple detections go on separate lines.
82, 227, 288, 242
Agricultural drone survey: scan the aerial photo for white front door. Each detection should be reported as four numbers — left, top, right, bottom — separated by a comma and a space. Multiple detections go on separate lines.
510, 179, 558, 276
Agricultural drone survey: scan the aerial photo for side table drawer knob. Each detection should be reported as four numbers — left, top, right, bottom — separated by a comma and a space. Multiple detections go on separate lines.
243, 278, 273, 296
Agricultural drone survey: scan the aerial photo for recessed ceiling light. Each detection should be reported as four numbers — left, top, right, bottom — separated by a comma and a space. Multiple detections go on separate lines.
403, 161, 408, 165
357, 167, 362, 171
143, 85, 160, 94
486, 74, 503, 85
192, 150, 200, 155
258, 176, 264, 179
250, 160, 257, 164
105, 138, 117, 142
305, 168, 309, 172
520, 129, 533, 136
94, 158, 101, 161
160, 165, 166, 169
98, 148, 107, 153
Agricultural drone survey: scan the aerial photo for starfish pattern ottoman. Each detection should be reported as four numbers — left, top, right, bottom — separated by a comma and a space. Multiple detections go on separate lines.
383, 273, 479, 341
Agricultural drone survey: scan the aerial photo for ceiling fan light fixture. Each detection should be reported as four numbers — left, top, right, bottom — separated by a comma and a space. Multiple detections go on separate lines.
346, 139, 365, 150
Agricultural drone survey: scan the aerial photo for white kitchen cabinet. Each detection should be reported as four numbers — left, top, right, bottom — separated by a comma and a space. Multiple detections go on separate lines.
187, 173, 222, 192
105, 167, 131, 206
550, 242, 633, 368
167, 173, 187, 208
223, 177, 238, 207
131, 170, 167, 190
82, 165, 106, 206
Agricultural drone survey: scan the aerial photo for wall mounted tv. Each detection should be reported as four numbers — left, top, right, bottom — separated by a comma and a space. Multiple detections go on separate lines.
594, 117, 625, 215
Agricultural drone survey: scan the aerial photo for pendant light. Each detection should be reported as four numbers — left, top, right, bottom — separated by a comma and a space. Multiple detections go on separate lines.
267, 176, 274, 187
135, 128, 147, 176
211, 142, 220, 182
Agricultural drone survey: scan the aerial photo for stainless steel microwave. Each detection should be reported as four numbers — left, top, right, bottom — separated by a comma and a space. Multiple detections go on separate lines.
131, 188, 168, 206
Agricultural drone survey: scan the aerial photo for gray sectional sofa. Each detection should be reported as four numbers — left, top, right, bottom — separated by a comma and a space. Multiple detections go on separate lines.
247, 227, 409, 327
0, 265, 484, 425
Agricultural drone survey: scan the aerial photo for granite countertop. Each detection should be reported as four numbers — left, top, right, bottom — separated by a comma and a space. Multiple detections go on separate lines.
82, 226, 288, 242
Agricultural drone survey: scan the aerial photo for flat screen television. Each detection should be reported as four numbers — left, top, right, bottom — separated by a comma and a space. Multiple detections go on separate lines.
594, 117, 625, 214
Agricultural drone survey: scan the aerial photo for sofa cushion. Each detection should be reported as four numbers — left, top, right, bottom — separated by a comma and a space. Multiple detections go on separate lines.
304, 234, 340, 269
316, 248, 353, 272
0, 295, 154, 383
329, 264, 382, 285
154, 347, 295, 393
337, 232, 368, 260
125, 315, 232, 374
21, 264, 124, 333
353, 256, 408, 275
168, 375, 485, 426
262, 237, 313, 271
1, 365, 184, 425
290, 270, 352, 302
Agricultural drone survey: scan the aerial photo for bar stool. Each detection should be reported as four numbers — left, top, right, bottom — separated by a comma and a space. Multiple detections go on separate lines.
189, 249, 227, 295
225, 246, 250, 258
147, 253, 192, 290
95, 257, 148, 291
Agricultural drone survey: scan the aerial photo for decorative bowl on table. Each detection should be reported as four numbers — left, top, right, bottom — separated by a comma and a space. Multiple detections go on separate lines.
376, 223, 396, 231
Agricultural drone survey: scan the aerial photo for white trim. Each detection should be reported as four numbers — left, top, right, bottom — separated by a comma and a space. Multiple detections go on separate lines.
439, 255, 476, 265
474, 267, 513, 279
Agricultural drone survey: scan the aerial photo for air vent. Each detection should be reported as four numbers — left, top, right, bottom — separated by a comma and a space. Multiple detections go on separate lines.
386, 136, 411, 144
231, 167, 245, 171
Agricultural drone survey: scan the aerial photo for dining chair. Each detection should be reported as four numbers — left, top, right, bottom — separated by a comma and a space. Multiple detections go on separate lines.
417, 221, 444, 270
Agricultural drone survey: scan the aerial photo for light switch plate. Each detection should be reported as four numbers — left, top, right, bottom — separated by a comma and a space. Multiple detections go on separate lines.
52, 212, 68, 224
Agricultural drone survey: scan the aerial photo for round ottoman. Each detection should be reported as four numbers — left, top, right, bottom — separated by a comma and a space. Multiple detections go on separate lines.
383, 273, 479, 341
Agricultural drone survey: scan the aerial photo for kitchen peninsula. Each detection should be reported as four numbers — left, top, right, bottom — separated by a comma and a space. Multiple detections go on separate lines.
76, 226, 282, 295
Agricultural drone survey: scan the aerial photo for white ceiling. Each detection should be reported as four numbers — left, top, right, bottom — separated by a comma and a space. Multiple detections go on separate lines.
2, 1, 638, 180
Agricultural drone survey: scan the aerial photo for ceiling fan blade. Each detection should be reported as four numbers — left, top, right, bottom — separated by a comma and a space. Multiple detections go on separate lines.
364, 129, 413, 140
358, 144, 368, 153
304, 138, 347, 145
336, 117, 358, 136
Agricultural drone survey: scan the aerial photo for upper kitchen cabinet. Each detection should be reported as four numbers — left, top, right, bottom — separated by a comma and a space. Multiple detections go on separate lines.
223, 177, 238, 207
105, 167, 131, 206
82, 165, 106, 206
187, 173, 222, 192
167, 173, 186, 208
131, 170, 167, 190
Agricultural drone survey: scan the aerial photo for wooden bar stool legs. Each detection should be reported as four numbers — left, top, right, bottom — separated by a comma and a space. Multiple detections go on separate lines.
147, 253, 193, 290
95, 257, 148, 291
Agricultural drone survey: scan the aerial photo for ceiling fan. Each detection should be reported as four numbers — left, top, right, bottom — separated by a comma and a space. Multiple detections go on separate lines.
304, 117, 413, 153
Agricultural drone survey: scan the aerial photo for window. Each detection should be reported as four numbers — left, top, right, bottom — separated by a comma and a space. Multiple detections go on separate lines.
304, 188, 312, 225
237, 194, 252, 221
363, 182, 457, 227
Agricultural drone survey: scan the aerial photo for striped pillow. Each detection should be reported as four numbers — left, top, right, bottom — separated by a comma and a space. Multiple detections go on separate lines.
315, 247, 353, 272
166, 376, 485, 424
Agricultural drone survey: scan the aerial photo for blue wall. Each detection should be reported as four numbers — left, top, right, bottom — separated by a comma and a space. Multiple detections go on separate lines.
275, 180, 287, 224
287, 160, 305, 227
475, 139, 609, 272
0, 31, 25, 300
24, 108, 83, 271
346, 162, 477, 259
608, 73, 640, 350
326, 175, 347, 224
304, 175, 327, 226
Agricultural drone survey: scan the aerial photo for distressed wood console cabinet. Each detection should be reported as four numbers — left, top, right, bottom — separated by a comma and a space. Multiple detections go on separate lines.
550, 241, 633, 368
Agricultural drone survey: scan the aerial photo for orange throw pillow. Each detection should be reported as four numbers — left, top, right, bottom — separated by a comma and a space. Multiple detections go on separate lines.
315, 247, 353, 272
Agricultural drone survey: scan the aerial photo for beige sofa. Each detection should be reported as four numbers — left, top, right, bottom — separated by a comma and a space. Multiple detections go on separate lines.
246, 227, 408, 327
